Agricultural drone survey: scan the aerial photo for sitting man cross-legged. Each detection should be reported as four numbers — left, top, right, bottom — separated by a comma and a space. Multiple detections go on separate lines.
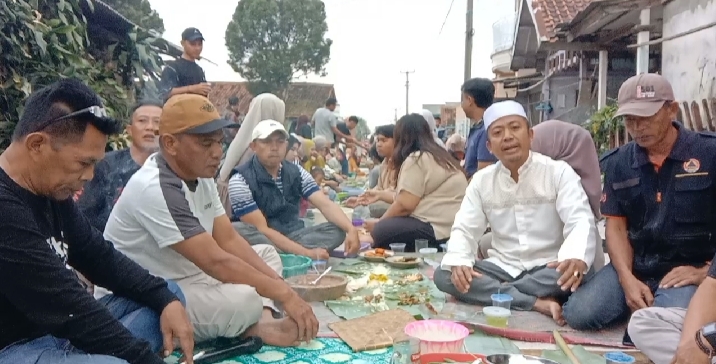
0, 79, 193, 364
562, 74, 716, 331
228, 119, 360, 261
434, 101, 597, 325
100, 94, 317, 346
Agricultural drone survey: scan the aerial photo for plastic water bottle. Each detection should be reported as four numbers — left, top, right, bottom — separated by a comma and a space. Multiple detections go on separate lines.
352, 205, 370, 221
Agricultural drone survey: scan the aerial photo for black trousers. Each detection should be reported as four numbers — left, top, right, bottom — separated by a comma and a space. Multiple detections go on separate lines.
371, 216, 447, 252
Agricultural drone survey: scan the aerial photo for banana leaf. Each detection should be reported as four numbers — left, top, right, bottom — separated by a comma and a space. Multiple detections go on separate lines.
541, 346, 607, 364
463, 331, 522, 356
325, 260, 446, 320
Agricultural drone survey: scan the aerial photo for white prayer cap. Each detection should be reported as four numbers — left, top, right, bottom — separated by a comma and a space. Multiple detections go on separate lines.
483, 100, 528, 130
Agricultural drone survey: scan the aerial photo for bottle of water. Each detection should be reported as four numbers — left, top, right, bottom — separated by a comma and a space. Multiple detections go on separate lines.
352, 205, 370, 223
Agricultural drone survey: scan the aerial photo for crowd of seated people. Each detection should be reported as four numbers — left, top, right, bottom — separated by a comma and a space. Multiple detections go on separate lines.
6, 73, 716, 364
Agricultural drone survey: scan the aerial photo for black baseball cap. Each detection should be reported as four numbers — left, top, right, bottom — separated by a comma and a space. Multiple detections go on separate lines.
181, 27, 204, 41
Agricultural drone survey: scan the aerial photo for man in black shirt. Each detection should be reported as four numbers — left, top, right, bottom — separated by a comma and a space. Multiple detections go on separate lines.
160, 27, 211, 100
0, 79, 194, 364
76, 100, 162, 232
336, 116, 368, 148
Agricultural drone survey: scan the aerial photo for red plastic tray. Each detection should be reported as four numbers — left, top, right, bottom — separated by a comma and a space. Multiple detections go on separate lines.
420, 352, 488, 363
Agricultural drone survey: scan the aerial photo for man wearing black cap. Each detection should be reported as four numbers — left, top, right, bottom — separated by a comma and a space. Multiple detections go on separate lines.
160, 27, 211, 100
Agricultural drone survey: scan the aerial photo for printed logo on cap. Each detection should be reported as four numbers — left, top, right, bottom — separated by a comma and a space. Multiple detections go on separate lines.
200, 102, 216, 113
636, 85, 655, 99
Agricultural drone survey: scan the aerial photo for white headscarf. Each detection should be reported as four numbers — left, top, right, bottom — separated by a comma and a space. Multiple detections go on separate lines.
420, 109, 447, 149
219, 93, 285, 180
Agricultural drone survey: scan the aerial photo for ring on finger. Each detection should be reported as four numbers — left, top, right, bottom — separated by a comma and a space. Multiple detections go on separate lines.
573, 271, 582, 278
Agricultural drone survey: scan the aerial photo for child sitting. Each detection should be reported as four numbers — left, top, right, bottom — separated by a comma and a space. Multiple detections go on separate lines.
310, 166, 341, 200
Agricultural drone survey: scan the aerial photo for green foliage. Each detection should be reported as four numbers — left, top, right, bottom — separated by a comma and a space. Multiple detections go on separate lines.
0, 0, 166, 151
100, 0, 165, 33
583, 100, 623, 154
225, 0, 332, 95
355, 117, 370, 141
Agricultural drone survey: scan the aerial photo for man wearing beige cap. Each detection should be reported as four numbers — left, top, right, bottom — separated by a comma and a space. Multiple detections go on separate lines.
562, 74, 716, 340
100, 94, 318, 347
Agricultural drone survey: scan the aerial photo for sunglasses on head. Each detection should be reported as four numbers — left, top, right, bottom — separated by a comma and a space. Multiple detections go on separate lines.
32, 106, 108, 132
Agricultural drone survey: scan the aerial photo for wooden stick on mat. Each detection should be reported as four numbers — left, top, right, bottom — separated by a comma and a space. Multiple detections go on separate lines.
553, 330, 581, 364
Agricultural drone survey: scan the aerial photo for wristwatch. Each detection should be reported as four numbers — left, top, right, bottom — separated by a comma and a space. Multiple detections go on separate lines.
697, 322, 716, 357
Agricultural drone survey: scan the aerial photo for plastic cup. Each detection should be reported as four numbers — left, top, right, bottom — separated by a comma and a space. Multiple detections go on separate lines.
483, 306, 511, 328
351, 218, 364, 227
312, 260, 327, 273
440, 243, 447, 252
414, 239, 429, 252
491, 293, 513, 310
389, 243, 406, 253
604, 352, 636, 364
419, 247, 438, 262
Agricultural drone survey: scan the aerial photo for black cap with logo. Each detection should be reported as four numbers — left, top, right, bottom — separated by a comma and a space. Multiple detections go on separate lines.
181, 27, 204, 41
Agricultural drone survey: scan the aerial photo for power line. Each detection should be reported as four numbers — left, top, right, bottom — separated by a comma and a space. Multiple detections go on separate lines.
438, 0, 456, 36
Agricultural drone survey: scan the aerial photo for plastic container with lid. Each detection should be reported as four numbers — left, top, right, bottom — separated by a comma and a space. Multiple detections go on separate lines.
483, 306, 511, 328
490, 293, 514, 310
604, 351, 636, 364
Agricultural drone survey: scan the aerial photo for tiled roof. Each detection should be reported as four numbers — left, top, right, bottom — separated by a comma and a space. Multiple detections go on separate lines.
532, 0, 592, 40
207, 82, 336, 119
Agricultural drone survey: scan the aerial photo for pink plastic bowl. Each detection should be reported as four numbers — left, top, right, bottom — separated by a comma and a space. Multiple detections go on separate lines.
404, 320, 470, 354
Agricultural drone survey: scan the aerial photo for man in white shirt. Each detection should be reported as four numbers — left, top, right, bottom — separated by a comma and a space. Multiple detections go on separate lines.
100, 94, 318, 346
434, 101, 597, 324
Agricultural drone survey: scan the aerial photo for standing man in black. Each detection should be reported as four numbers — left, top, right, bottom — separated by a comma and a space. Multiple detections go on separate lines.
160, 27, 211, 100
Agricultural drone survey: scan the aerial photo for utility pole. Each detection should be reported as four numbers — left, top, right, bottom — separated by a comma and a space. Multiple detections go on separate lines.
464, 0, 474, 81
401, 70, 415, 115
394, 108, 398, 121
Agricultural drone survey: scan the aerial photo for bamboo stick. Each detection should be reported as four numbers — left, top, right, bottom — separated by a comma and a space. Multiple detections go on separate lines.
553, 330, 581, 364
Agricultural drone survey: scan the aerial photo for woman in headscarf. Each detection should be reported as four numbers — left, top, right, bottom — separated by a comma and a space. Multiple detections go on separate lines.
301, 138, 326, 171
420, 109, 447, 149
217, 93, 285, 213
532, 120, 605, 271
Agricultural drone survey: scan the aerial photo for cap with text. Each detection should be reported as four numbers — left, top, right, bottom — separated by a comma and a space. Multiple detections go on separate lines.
615, 73, 674, 118
159, 94, 233, 135
483, 100, 528, 130
181, 27, 204, 41
252, 119, 288, 140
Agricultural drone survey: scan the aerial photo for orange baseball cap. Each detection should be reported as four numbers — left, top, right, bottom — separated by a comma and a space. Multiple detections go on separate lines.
615, 73, 675, 118
159, 94, 233, 135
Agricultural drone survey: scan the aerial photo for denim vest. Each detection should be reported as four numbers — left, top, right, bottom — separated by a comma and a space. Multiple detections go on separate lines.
235, 156, 304, 235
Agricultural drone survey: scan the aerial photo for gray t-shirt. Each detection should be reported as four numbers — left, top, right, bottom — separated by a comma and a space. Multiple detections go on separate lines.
312, 107, 337, 143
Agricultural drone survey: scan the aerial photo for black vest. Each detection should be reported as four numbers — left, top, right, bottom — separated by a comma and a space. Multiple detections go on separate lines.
234, 156, 304, 235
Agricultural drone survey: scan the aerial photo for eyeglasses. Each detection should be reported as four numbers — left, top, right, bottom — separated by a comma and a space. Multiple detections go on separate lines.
32, 106, 108, 132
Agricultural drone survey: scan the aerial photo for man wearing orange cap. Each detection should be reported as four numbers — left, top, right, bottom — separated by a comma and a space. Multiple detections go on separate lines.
99, 94, 318, 347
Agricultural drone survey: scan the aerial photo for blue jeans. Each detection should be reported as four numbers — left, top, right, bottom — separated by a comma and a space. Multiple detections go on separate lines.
0, 280, 184, 364
562, 264, 697, 330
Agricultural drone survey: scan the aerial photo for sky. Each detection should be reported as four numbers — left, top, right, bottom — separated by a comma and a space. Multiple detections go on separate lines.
149, 0, 515, 127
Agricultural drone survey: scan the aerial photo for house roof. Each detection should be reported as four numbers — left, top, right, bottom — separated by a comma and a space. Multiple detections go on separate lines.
207, 82, 337, 119
532, 0, 592, 40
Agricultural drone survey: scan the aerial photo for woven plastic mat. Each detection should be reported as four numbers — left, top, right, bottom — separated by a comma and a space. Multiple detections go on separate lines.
328, 308, 416, 352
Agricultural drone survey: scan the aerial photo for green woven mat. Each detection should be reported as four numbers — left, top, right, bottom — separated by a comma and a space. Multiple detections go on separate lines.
325, 259, 446, 320
164, 338, 392, 364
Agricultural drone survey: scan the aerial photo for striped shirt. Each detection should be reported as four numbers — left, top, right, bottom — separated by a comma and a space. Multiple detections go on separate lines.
228, 164, 320, 219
